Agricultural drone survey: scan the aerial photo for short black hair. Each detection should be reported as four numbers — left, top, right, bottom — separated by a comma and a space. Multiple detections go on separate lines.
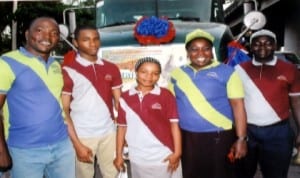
28, 16, 58, 30
74, 25, 98, 40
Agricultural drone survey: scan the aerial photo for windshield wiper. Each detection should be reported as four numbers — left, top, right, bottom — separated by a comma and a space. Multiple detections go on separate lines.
102, 21, 136, 28
168, 16, 200, 22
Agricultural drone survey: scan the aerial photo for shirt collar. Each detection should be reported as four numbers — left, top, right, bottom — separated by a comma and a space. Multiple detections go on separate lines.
252, 56, 277, 66
128, 84, 161, 96
19, 47, 55, 64
75, 53, 104, 66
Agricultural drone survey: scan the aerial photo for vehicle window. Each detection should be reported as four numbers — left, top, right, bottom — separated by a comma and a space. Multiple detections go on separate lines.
96, 0, 212, 28
284, 53, 300, 64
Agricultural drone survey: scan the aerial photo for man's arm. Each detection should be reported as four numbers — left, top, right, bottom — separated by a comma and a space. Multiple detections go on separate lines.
0, 94, 12, 171
290, 95, 300, 153
61, 94, 93, 163
112, 87, 122, 111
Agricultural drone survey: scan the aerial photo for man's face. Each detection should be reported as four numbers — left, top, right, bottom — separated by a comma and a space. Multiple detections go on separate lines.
73, 29, 100, 61
251, 36, 277, 62
187, 38, 214, 70
25, 18, 60, 57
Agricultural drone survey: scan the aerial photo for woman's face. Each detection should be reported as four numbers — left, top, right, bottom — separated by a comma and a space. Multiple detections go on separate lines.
187, 38, 214, 70
136, 62, 161, 90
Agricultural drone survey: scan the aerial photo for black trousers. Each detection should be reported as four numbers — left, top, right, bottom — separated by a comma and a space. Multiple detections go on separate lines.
235, 120, 294, 178
181, 129, 236, 178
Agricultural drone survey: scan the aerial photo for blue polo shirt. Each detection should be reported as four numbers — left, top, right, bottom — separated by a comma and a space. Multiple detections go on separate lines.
169, 60, 244, 132
0, 47, 68, 148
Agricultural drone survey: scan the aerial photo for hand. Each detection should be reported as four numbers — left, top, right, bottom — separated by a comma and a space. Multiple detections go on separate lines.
232, 140, 247, 159
75, 144, 93, 163
163, 153, 180, 173
113, 156, 125, 172
0, 149, 12, 172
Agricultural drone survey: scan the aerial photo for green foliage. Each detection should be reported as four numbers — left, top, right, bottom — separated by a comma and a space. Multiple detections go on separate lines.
0, 1, 96, 55
14, 2, 68, 47
0, 2, 13, 55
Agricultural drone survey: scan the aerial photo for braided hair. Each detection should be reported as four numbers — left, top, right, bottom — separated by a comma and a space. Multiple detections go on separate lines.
135, 57, 161, 73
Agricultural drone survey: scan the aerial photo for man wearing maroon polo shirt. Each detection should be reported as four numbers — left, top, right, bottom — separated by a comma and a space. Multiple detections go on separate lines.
235, 29, 300, 178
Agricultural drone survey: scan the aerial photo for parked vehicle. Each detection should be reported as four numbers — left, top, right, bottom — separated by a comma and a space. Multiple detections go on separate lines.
275, 51, 300, 69
61, 0, 235, 89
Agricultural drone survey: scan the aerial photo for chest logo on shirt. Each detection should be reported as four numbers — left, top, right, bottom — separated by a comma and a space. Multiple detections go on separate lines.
206, 72, 218, 79
51, 64, 62, 74
151, 103, 162, 110
105, 74, 113, 81
277, 75, 287, 82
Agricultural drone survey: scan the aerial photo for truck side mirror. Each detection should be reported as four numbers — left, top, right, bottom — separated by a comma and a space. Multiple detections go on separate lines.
59, 24, 69, 39
243, 11, 266, 31
59, 24, 77, 50
236, 11, 266, 40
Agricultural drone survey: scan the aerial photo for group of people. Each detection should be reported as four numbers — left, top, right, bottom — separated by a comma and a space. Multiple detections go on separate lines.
0, 16, 299, 178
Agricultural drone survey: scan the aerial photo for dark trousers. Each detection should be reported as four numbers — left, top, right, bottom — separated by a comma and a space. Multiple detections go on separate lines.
181, 129, 236, 178
236, 120, 294, 178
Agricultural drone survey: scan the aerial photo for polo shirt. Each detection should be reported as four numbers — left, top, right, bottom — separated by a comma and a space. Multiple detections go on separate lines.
169, 60, 244, 132
235, 57, 300, 126
0, 47, 68, 148
62, 54, 122, 137
117, 86, 179, 164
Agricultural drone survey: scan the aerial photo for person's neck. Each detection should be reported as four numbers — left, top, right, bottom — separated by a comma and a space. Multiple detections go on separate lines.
136, 86, 154, 95
80, 54, 98, 63
254, 56, 273, 64
25, 47, 49, 62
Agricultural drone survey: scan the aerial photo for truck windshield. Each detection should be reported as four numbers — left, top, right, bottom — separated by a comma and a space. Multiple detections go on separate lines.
96, 0, 213, 28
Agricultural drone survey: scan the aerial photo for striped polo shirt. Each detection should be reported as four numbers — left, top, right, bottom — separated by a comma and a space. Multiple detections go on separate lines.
117, 86, 179, 164
62, 54, 122, 137
235, 57, 300, 126
0, 47, 68, 148
169, 60, 244, 132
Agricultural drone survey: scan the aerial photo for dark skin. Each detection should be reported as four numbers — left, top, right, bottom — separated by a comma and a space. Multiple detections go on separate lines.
0, 108, 11, 172
72, 29, 100, 62
186, 38, 247, 159
114, 61, 182, 173
250, 36, 277, 63
63, 29, 100, 163
186, 38, 214, 70
251, 35, 300, 154
25, 17, 60, 61
0, 17, 60, 171
62, 28, 121, 163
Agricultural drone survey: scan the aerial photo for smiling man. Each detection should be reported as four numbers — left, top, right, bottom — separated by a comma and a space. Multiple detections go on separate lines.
0, 17, 75, 178
235, 29, 300, 178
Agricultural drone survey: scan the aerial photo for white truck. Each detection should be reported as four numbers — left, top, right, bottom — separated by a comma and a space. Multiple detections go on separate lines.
62, 0, 234, 89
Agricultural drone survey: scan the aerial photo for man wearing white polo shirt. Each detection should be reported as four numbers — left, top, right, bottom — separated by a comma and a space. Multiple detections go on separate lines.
62, 25, 122, 178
